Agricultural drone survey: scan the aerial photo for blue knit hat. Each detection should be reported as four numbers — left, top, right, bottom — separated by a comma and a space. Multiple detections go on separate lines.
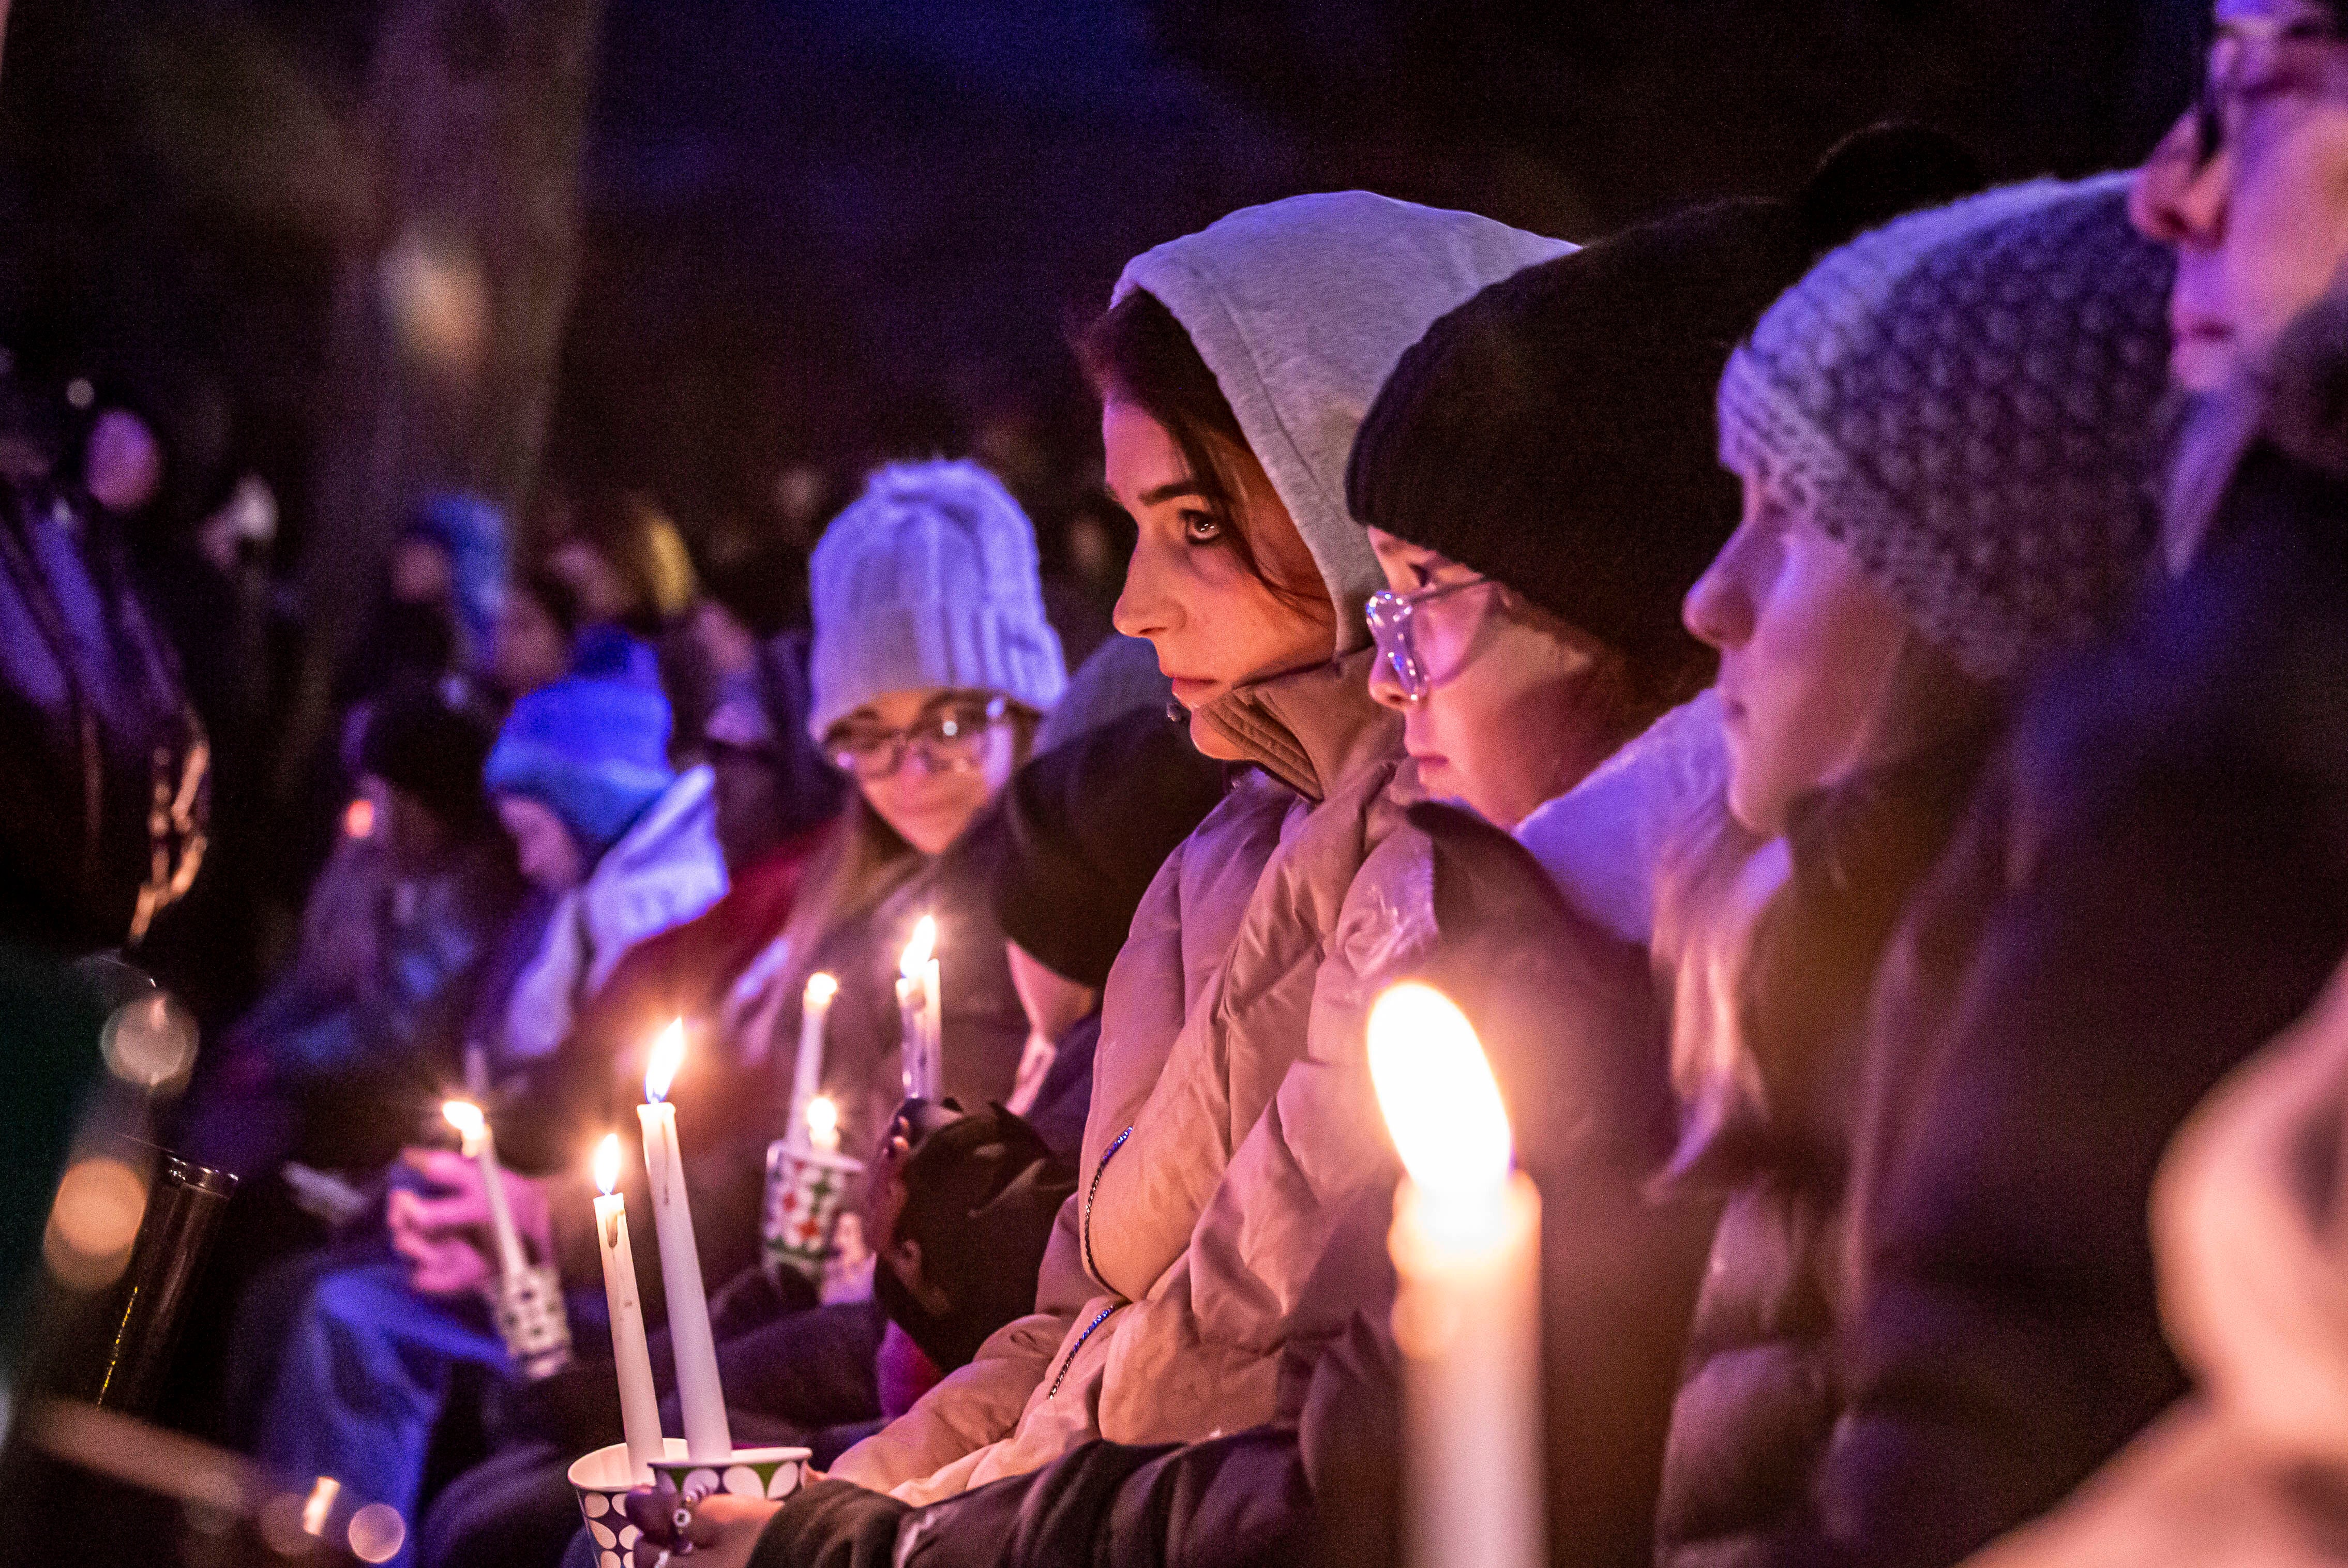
1715, 174, 2173, 682
483, 672, 674, 858
807, 460, 1067, 739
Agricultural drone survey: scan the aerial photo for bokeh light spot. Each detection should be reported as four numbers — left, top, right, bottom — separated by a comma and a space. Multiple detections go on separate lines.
43, 1157, 147, 1291
348, 1502, 405, 1563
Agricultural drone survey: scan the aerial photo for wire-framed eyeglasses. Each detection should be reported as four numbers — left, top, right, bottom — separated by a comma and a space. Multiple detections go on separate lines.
825, 695, 1010, 780
1364, 576, 1492, 705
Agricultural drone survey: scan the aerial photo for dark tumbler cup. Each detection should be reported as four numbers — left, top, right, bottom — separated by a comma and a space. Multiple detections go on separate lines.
89, 1153, 237, 1416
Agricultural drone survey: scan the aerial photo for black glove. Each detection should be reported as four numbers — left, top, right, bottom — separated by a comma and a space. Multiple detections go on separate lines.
746, 1479, 912, 1568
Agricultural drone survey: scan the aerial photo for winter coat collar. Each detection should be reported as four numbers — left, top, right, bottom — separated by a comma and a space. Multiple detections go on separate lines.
595, 762, 718, 888
1191, 648, 1397, 803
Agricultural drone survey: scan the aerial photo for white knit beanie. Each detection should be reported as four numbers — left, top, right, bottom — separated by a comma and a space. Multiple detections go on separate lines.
807, 460, 1068, 738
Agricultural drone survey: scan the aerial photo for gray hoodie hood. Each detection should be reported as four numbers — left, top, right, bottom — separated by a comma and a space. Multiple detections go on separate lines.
1115, 191, 1573, 655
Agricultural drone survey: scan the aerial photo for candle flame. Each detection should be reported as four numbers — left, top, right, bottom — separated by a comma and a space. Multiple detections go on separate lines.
644, 1019, 686, 1103
441, 1100, 486, 1140
806, 1095, 840, 1143
805, 971, 838, 1005
1366, 983, 1512, 1199
899, 916, 937, 982
593, 1133, 623, 1196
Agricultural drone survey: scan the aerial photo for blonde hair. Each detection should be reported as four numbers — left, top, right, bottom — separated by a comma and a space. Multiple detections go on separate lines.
771, 795, 923, 1002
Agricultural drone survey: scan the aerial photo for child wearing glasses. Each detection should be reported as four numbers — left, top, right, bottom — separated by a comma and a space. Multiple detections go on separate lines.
751, 460, 1067, 1177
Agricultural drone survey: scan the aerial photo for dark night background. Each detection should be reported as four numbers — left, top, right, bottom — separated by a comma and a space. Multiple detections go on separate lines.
0, 0, 2201, 552
0, 0, 2204, 1003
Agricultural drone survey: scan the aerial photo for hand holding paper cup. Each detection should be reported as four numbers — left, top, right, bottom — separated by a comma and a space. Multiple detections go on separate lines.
569, 1437, 690, 1568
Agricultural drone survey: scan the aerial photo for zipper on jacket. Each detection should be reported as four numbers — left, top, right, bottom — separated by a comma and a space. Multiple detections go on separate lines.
1048, 1303, 1121, 1400
1079, 1124, 1133, 1284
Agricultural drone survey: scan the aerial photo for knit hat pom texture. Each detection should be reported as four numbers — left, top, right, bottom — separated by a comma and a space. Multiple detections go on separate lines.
1717, 174, 2174, 682
807, 460, 1068, 739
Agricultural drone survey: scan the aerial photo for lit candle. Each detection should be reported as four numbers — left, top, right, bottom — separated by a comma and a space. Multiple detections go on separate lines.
636, 1020, 733, 1461
787, 973, 838, 1153
896, 916, 941, 1101
1368, 983, 1542, 1568
805, 1094, 841, 1156
442, 1100, 528, 1283
591, 1133, 664, 1480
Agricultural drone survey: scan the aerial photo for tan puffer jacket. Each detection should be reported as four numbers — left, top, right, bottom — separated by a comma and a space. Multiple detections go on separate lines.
834, 652, 1429, 1500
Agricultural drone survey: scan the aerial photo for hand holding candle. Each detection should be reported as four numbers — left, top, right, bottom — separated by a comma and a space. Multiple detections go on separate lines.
638, 1019, 734, 1461
592, 1133, 665, 1480
438, 1098, 571, 1377
1369, 982, 1542, 1568
897, 916, 941, 1101
442, 1099, 528, 1283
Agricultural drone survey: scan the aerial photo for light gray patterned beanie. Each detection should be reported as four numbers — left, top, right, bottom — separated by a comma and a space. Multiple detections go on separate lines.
1715, 173, 2174, 682
807, 460, 1068, 738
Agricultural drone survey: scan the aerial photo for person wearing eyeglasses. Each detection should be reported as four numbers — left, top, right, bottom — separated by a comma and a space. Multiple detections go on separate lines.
2133, 0, 2348, 397
751, 460, 1066, 1168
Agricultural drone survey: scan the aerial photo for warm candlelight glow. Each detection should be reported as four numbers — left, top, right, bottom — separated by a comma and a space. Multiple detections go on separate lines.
899, 916, 937, 982
806, 1095, 839, 1146
593, 1133, 623, 1196
1367, 983, 1512, 1201
442, 1100, 486, 1142
805, 971, 838, 1005
644, 1019, 686, 1103
300, 1475, 342, 1538
1375, 982, 1542, 1568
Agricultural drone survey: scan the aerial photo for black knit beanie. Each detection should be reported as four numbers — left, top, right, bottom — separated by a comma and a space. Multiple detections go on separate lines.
358, 678, 496, 836
955, 704, 1225, 991
1347, 123, 1984, 701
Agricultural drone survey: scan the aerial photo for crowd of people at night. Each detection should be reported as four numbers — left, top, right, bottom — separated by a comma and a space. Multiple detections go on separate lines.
10, 3, 2348, 1566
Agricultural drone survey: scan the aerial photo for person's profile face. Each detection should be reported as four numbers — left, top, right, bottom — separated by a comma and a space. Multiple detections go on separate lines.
1363, 529, 1622, 829
1103, 398, 1334, 759
1682, 465, 1913, 837
495, 794, 586, 891
2136, 0, 2348, 390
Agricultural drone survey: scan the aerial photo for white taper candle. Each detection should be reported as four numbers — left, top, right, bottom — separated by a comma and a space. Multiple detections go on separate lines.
591, 1134, 664, 1480
637, 1021, 733, 1461
443, 1100, 528, 1283
787, 973, 837, 1153
1370, 983, 1543, 1568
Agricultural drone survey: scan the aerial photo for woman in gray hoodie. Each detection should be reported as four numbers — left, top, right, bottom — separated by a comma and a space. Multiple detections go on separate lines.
651, 191, 1568, 1564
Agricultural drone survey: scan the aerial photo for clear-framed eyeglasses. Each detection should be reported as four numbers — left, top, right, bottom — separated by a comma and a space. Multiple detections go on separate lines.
1364, 576, 1492, 705
825, 694, 1010, 780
